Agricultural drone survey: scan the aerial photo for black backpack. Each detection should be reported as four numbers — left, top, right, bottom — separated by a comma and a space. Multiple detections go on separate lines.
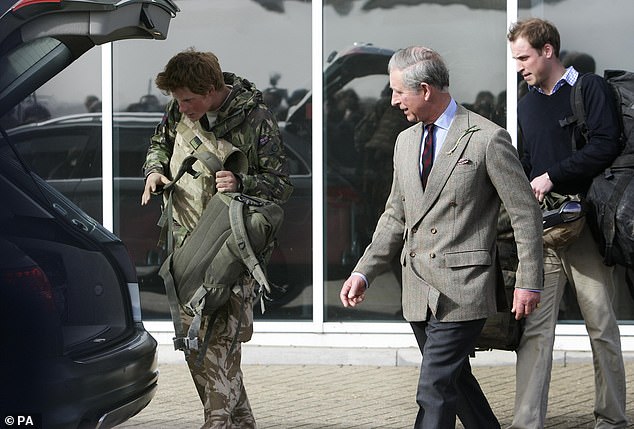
566, 70, 634, 268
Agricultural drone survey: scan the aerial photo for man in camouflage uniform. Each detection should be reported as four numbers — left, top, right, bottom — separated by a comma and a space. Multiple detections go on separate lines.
141, 48, 292, 428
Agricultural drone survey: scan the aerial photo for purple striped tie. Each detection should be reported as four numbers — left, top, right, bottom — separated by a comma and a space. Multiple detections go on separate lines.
421, 123, 435, 188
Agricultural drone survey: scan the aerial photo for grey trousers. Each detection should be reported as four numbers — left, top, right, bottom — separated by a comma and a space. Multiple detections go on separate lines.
510, 224, 627, 429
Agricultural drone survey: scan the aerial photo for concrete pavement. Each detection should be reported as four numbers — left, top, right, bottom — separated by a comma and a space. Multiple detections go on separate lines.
117, 345, 634, 429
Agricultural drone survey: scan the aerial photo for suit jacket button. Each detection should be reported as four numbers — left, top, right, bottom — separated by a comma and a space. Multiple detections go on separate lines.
412, 226, 418, 233
429, 252, 436, 258
430, 228, 437, 234
409, 251, 416, 258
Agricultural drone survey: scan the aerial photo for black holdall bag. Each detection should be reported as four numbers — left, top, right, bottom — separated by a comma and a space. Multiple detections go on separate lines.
474, 243, 523, 352
586, 156, 634, 267
475, 205, 523, 352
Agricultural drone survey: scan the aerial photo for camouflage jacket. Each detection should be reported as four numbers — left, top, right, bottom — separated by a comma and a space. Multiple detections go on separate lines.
143, 72, 293, 205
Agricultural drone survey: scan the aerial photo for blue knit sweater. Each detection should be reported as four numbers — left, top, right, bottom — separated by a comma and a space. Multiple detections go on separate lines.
518, 73, 621, 195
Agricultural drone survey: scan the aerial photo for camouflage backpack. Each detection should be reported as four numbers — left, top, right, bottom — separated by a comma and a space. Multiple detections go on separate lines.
158, 149, 284, 362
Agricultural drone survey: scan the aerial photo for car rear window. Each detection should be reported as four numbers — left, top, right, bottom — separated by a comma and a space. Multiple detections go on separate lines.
14, 132, 94, 179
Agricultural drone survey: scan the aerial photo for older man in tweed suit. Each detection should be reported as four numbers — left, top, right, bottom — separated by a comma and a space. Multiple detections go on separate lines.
340, 46, 544, 429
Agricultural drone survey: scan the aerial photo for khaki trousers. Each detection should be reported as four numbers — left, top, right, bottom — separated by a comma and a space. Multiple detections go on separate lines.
511, 224, 627, 429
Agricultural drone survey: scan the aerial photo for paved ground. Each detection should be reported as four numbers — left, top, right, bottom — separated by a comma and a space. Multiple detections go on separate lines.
118, 352, 634, 429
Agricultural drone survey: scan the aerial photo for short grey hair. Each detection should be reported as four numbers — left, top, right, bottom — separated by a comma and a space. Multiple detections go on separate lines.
388, 46, 450, 92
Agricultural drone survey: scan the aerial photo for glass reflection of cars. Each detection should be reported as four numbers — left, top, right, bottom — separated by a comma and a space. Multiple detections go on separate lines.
7, 112, 357, 316
6, 43, 405, 322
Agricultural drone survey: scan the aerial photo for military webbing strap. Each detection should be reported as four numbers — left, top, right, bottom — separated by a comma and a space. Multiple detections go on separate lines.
192, 281, 245, 368
156, 151, 223, 249
165, 152, 223, 197
193, 311, 215, 367
160, 188, 201, 355
158, 185, 187, 352
160, 152, 224, 356
228, 195, 273, 313
159, 255, 197, 353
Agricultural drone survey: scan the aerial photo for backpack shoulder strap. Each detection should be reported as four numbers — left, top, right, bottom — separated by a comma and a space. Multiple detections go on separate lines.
571, 74, 587, 129
159, 254, 197, 353
163, 151, 224, 194
228, 195, 273, 313
158, 151, 224, 253
157, 151, 225, 353
559, 73, 586, 152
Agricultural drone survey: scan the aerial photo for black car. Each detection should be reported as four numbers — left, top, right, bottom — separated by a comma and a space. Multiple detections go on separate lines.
0, 0, 178, 427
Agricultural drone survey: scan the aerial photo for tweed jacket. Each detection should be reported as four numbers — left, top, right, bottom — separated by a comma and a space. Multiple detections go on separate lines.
354, 104, 543, 322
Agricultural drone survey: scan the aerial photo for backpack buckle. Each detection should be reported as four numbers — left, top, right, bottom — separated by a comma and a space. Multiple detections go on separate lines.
173, 336, 198, 352
234, 194, 265, 207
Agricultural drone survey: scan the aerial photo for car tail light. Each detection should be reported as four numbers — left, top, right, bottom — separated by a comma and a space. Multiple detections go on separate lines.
305, 102, 312, 119
11, 0, 61, 13
2, 266, 55, 305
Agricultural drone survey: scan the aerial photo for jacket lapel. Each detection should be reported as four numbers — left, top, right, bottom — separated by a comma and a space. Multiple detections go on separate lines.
413, 106, 477, 225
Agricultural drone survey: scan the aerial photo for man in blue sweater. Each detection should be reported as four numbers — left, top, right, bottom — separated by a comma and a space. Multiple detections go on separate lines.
507, 18, 626, 429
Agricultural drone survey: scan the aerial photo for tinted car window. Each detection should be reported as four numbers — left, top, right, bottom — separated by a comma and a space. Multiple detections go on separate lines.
0, 38, 64, 90
15, 132, 94, 179
116, 126, 156, 177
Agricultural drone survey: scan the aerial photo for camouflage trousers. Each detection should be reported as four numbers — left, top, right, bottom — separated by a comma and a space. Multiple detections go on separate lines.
179, 280, 257, 429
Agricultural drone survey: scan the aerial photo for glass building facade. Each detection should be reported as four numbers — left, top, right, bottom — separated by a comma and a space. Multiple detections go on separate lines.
3, 0, 633, 349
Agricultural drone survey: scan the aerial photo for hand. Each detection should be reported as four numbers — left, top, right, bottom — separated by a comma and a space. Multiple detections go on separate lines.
530, 173, 553, 203
340, 275, 367, 308
141, 172, 171, 206
216, 170, 240, 193
511, 288, 541, 320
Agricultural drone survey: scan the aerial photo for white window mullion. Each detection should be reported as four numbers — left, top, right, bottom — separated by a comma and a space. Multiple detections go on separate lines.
101, 43, 114, 232
506, 0, 519, 148
312, 0, 325, 330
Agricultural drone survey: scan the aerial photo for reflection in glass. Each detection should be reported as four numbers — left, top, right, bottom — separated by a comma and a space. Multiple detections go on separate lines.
324, 1, 507, 322
5, 0, 634, 325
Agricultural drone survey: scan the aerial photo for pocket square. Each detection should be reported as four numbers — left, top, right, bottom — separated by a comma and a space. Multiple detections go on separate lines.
457, 158, 472, 165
